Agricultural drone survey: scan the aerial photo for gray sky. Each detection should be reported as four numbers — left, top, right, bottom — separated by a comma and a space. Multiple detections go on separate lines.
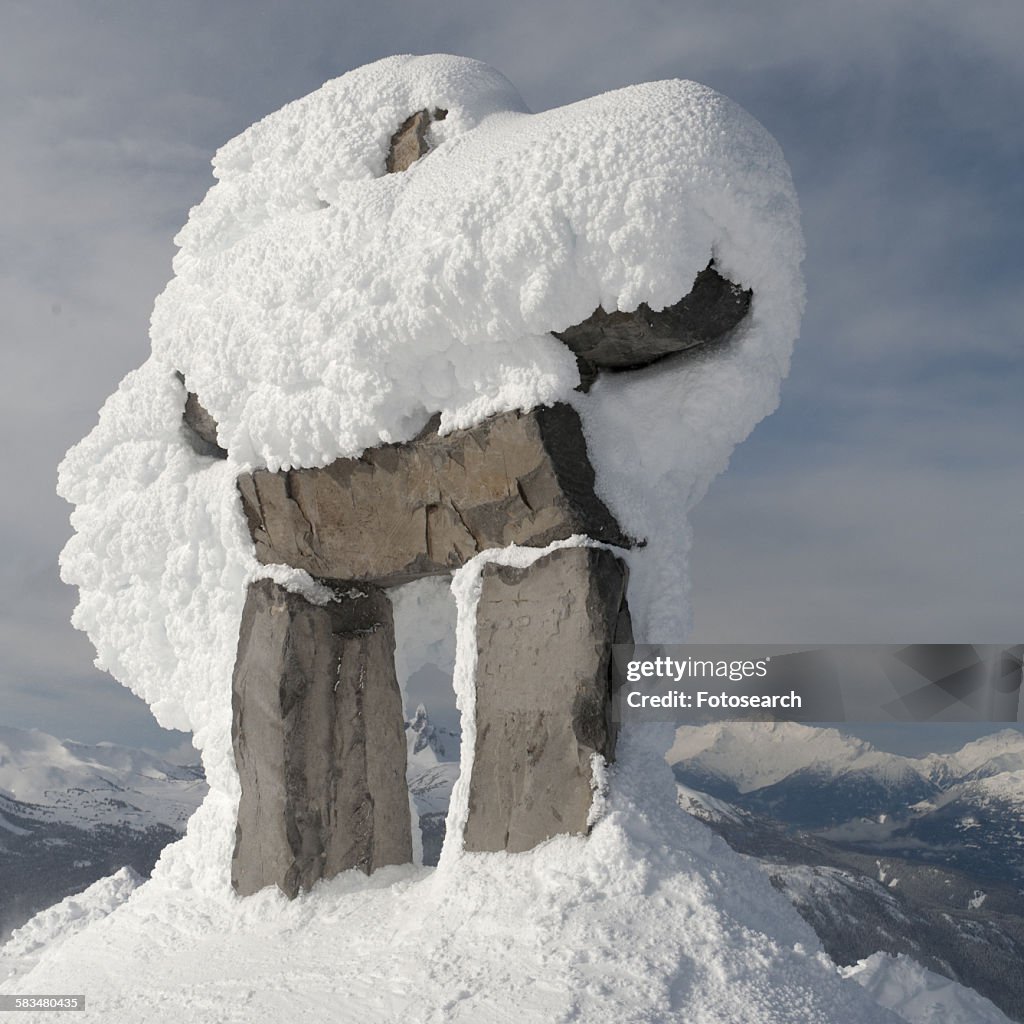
2, 1, 1021, 758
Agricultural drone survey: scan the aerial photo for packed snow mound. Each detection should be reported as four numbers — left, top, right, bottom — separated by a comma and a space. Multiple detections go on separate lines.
147, 53, 800, 471
2, 738, 900, 1023
1, 867, 141, 963
842, 952, 1014, 1024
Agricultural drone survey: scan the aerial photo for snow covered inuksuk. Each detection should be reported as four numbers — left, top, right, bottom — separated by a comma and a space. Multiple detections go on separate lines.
57, 55, 960, 1024
168, 70, 760, 899
59, 53, 804, 900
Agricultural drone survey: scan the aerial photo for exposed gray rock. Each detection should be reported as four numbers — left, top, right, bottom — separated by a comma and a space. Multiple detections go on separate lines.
385, 108, 448, 173
463, 546, 632, 853
237, 404, 630, 585
174, 371, 227, 458
231, 578, 411, 898
553, 262, 751, 390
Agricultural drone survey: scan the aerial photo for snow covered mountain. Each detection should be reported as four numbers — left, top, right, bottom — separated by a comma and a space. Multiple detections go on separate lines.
671, 723, 1024, 1020
405, 705, 461, 865
669, 721, 1024, 800
670, 722, 1024, 879
0, 727, 205, 939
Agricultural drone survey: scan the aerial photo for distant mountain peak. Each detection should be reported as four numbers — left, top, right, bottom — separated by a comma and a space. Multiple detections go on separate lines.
405, 704, 446, 762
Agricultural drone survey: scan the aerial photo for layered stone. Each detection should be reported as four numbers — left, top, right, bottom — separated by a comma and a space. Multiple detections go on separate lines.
463, 546, 632, 853
231, 578, 412, 898
237, 404, 630, 586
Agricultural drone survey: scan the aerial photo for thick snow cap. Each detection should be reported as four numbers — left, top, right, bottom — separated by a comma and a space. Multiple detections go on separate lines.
57, 51, 803, 813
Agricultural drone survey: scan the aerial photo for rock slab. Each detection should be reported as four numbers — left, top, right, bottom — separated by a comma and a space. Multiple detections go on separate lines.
463, 546, 632, 853
231, 578, 412, 897
553, 262, 751, 389
237, 404, 630, 585
386, 108, 447, 173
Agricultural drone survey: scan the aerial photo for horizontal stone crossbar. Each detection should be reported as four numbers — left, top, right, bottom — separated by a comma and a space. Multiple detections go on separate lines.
237, 404, 630, 585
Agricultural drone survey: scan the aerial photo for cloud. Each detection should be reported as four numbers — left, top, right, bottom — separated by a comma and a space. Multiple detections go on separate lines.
3, 0, 1021, 748
688, 443, 1024, 643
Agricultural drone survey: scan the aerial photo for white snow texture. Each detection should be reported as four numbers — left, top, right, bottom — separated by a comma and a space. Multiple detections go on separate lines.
10, 54, 927, 1023
842, 953, 1014, 1024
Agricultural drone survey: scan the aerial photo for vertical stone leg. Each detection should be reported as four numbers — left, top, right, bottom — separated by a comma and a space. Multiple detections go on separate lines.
231, 578, 412, 897
463, 546, 632, 853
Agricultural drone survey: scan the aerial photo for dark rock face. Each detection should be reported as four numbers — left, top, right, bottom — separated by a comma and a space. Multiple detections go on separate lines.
463, 546, 631, 853
174, 372, 227, 458
237, 404, 630, 585
385, 108, 448, 173
553, 262, 751, 390
231, 578, 412, 898
183, 392, 227, 458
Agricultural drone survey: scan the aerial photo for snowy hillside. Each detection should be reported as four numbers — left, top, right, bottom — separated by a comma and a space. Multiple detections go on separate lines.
0, 726, 203, 830
843, 953, 1014, 1024
668, 722, 1024, 796
669, 722, 1024, 819
671, 723, 1024, 1019
0, 728, 204, 941
669, 723, 1024, 872
1, 737, 908, 1023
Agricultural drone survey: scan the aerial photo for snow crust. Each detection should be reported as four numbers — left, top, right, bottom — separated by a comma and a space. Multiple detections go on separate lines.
842, 952, 1013, 1024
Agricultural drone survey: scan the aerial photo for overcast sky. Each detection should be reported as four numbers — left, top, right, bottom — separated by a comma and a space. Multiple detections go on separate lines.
2, 1, 1020, 758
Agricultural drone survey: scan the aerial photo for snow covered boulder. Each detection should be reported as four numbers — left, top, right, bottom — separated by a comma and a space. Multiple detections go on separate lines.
58, 54, 804, 905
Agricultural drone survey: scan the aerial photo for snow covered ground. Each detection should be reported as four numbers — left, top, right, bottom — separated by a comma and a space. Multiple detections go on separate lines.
2, 734, 910, 1023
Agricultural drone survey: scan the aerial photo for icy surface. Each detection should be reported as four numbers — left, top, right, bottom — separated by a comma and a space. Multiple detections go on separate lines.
842, 953, 1013, 1024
